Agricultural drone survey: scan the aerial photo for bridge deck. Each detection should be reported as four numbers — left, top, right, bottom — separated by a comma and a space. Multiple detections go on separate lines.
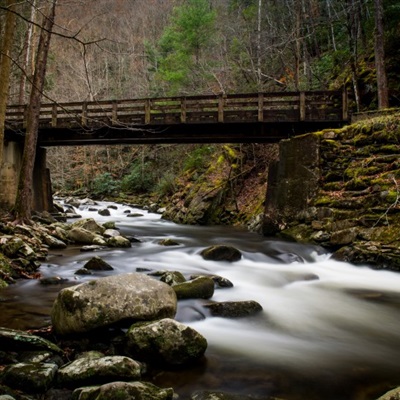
5, 91, 348, 145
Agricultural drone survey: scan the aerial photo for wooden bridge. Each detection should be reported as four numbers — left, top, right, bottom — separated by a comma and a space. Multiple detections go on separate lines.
5, 90, 348, 145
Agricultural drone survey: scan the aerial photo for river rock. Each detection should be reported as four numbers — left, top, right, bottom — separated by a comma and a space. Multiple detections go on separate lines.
159, 238, 180, 246
200, 245, 242, 262
125, 318, 207, 366
1, 237, 36, 260
72, 381, 174, 400
191, 391, 266, 400
83, 256, 114, 271
67, 228, 103, 245
41, 233, 67, 249
191, 274, 234, 288
173, 276, 215, 299
75, 268, 93, 275
103, 229, 120, 238
203, 300, 263, 318
0, 327, 62, 354
376, 387, 400, 400
102, 221, 116, 229
71, 218, 105, 235
106, 235, 131, 248
159, 271, 186, 286
2, 362, 58, 393
57, 354, 142, 387
98, 209, 110, 216
51, 273, 177, 335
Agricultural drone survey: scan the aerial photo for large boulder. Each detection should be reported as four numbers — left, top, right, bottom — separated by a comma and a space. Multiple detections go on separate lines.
125, 318, 207, 366
51, 273, 177, 335
72, 381, 174, 400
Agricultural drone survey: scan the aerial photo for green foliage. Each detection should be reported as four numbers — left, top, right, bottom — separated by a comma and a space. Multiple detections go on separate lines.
91, 173, 120, 196
154, 0, 216, 94
121, 162, 157, 194
183, 146, 214, 172
155, 173, 177, 197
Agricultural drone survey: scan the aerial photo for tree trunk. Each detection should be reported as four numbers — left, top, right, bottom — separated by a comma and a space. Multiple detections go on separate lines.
13, 0, 57, 222
18, 0, 37, 105
374, 0, 389, 109
0, 0, 16, 166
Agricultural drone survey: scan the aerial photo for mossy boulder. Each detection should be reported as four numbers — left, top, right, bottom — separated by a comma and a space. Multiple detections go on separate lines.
0, 327, 62, 354
72, 381, 174, 400
51, 273, 177, 335
67, 228, 104, 245
71, 219, 105, 235
173, 276, 215, 299
159, 271, 186, 286
2, 362, 58, 393
125, 318, 207, 366
106, 236, 131, 248
57, 355, 142, 387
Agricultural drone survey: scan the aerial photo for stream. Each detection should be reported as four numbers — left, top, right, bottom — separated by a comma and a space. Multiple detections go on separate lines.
1, 201, 400, 399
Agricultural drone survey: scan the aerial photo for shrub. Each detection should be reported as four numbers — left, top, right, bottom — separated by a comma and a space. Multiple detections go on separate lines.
91, 173, 120, 196
121, 162, 157, 193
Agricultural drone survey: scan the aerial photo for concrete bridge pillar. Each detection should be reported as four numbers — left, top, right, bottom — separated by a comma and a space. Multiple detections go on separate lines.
0, 141, 23, 210
0, 142, 53, 212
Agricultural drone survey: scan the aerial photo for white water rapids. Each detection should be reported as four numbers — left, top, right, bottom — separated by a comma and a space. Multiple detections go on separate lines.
1, 201, 400, 399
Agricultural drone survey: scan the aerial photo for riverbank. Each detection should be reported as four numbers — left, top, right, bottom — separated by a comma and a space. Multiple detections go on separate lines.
263, 110, 400, 271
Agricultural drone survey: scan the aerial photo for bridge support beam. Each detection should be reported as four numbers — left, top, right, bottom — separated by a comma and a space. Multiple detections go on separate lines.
0, 142, 53, 213
263, 133, 320, 235
0, 141, 23, 210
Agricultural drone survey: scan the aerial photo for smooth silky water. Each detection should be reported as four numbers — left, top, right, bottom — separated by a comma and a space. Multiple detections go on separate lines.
1, 202, 400, 399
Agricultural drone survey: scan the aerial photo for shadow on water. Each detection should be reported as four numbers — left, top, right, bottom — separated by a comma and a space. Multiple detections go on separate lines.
1, 201, 400, 399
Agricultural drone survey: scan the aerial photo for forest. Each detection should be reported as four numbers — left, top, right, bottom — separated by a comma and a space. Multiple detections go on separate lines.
0, 0, 399, 220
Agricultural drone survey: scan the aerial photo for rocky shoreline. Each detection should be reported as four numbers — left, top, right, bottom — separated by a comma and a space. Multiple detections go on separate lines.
0, 198, 269, 400
263, 112, 400, 273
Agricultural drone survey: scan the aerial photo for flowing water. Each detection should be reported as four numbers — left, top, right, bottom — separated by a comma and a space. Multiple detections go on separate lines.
1, 201, 400, 399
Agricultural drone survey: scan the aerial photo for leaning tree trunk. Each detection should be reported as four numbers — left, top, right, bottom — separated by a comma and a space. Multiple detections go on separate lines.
0, 0, 16, 167
13, 0, 57, 222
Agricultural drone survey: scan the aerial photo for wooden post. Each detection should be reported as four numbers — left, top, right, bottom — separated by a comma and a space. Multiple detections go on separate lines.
112, 101, 118, 125
181, 97, 187, 123
81, 102, 87, 126
51, 103, 57, 127
258, 92, 264, 122
299, 91, 306, 121
342, 89, 348, 121
218, 94, 224, 123
145, 99, 151, 124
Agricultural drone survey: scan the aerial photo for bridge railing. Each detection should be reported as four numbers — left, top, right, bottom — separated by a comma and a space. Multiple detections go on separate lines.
5, 90, 347, 131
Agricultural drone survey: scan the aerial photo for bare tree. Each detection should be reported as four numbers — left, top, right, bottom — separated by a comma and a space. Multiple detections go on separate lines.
374, 0, 389, 109
0, 0, 16, 165
13, 0, 57, 222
